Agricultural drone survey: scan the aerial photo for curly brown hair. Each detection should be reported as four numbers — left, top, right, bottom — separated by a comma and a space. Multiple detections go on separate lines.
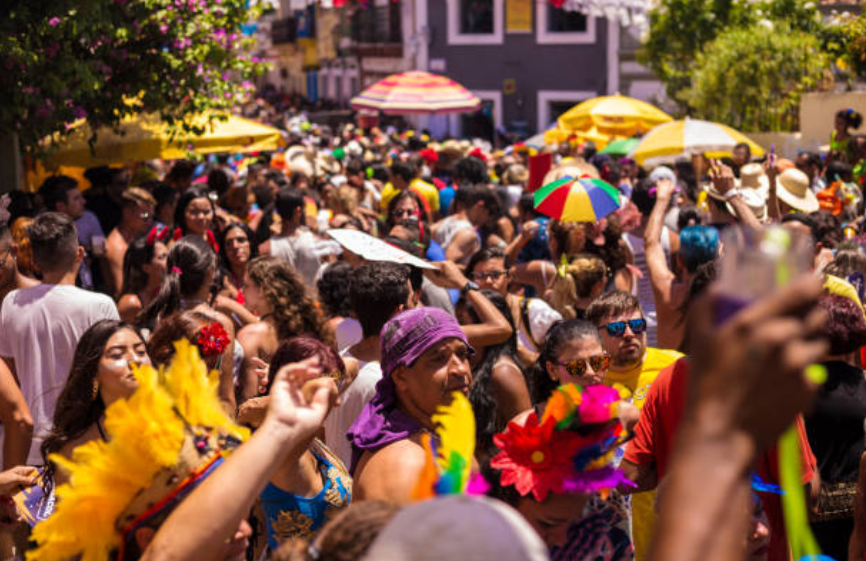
246, 256, 330, 345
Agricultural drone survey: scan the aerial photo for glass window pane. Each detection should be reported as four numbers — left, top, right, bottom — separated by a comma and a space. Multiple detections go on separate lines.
549, 100, 579, 124
460, 0, 494, 34
546, 5, 587, 33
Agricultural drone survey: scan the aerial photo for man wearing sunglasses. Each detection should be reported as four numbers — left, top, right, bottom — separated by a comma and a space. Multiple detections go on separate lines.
586, 290, 682, 561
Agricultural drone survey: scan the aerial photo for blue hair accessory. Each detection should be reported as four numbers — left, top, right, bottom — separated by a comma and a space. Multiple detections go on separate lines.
751, 473, 784, 495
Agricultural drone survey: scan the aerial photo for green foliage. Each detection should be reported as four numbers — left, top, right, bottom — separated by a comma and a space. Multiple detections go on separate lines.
0, 0, 269, 151
837, 12, 866, 80
685, 23, 831, 132
639, 0, 824, 112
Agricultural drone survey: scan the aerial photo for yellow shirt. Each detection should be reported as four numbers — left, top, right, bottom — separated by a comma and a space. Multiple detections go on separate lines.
604, 346, 683, 561
380, 178, 440, 215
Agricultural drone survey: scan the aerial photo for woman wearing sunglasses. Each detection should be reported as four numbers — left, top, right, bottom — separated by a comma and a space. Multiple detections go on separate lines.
520, 318, 637, 560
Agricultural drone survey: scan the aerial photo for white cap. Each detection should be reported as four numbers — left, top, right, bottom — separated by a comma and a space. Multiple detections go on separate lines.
363, 496, 549, 561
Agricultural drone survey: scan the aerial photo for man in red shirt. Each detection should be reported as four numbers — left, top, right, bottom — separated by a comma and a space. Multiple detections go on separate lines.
622, 357, 819, 561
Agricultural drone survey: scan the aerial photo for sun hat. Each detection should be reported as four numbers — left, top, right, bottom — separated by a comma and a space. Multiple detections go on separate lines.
777, 168, 819, 213
648, 165, 676, 185
737, 163, 769, 193
362, 495, 549, 561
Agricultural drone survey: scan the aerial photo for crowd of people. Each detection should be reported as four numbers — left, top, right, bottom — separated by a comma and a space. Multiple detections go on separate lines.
1, 100, 866, 561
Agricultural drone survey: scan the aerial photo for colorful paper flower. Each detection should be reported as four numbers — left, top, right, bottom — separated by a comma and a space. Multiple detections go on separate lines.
196, 322, 230, 357
491, 414, 585, 502
493, 383, 634, 502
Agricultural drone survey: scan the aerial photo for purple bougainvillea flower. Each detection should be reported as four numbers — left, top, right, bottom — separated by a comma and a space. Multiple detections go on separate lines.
48, 17, 61, 26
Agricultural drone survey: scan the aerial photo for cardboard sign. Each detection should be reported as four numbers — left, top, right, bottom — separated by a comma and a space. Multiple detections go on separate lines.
327, 229, 437, 270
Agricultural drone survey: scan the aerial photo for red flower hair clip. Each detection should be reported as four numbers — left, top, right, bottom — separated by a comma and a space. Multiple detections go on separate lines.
196, 322, 230, 357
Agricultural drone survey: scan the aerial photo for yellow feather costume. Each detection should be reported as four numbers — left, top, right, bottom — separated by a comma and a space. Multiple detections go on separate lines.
28, 339, 249, 561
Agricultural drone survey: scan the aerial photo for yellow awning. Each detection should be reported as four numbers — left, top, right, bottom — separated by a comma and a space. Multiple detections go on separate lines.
42, 112, 284, 167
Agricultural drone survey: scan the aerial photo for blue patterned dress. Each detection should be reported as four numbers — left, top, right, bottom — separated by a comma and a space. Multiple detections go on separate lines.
260, 440, 351, 551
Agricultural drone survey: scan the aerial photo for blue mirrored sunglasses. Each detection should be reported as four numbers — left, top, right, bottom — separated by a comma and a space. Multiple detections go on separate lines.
603, 318, 647, 337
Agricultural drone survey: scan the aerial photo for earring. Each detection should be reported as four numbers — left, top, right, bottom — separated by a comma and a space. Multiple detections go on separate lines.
92, 380, 99, 400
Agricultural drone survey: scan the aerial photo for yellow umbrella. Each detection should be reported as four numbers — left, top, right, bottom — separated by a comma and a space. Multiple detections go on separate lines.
557, 94, 673, 138
542, 125, 626, 150
632, 118, 764, 166
43, 112, 285, 167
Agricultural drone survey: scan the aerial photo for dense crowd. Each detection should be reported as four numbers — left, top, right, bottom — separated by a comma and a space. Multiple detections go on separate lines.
1, 100, 866, 561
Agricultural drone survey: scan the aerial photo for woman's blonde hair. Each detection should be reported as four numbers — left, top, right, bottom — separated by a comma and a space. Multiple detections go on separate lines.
551, 253, 608, 319
335, 185, 360, 216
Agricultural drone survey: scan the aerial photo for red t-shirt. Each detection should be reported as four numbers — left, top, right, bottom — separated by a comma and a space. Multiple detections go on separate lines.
624, 357, 817, 561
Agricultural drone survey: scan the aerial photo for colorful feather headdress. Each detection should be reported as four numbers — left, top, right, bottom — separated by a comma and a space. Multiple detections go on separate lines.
491, 383, 633, 502
28, 339, 249, 561
413, 392, 479, 499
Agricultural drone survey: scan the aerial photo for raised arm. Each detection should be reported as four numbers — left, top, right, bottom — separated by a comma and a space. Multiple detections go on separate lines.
424, 261, 512, 347
0, 358, 32, 469
645, 179, 677, 308
505, 220, 540, 264
766, 160, 781, 223
713, 162, 762, 232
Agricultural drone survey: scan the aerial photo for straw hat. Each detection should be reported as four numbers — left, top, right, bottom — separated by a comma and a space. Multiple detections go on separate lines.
286, 145, 314, 177
776, 168, 819, 213
726, 188, 768, 222
316, 151, 342, 177
737, 163, 769, 193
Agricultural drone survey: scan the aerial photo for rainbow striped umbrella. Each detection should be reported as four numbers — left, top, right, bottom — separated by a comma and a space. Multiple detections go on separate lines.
534, 176, 622, 222
350, 71, 480, 115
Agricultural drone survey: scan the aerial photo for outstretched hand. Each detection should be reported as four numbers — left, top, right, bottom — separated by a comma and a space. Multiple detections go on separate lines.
687, 275, 828, 456
265, 357, 338, 440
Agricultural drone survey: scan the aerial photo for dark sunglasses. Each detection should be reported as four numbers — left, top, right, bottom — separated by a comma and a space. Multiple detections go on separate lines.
603, 318, 648, 337
557, 354, 610, 378
473, 270, 507, 281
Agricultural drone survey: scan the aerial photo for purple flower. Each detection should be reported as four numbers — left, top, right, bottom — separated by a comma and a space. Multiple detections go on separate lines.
160, 24, 169, 34
48, 17, 61, 27
73, 107, 88, 119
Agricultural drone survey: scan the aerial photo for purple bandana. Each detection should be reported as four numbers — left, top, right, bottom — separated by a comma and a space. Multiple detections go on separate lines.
346, 307, 472, 473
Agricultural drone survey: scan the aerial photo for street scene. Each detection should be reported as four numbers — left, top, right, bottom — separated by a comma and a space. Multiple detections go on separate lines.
2, 0, 866, 560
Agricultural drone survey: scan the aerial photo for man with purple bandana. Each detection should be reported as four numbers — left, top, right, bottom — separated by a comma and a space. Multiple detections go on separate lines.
349, 307, 474, 504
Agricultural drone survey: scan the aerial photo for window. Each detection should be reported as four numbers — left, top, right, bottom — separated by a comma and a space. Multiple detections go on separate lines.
548, 100, 577, 124
546, 5, 587, 32
536, 4, 595, 44
459, 90, 502, 141
447, 0, 503, 45
537, 90, 597, 134
460, 0, 494, 34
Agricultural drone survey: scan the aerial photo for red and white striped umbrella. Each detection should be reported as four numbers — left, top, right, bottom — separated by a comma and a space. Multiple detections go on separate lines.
350, 71, 480, 115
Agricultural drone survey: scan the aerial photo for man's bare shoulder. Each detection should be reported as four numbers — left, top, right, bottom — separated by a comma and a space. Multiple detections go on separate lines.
354, 434, 428, 504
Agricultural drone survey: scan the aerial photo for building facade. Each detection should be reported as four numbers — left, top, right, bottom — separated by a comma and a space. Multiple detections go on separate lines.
412, 0, 620, 137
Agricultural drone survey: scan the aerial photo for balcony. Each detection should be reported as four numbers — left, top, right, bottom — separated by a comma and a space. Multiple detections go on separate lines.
271, 16, 296, 45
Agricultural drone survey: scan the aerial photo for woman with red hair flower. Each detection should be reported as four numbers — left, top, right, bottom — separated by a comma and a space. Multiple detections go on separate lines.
484, 378, 634, 561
